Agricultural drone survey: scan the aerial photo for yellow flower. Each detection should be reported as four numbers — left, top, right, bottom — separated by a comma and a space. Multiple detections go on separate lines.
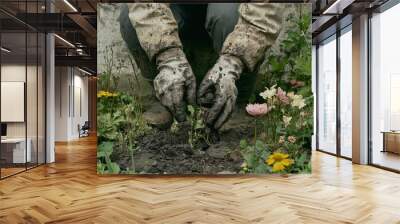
266, 152, 294, 172
97, 91, 118, 98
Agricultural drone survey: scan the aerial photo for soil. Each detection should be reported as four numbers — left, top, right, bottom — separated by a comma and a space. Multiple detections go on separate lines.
113, 109, 254, 174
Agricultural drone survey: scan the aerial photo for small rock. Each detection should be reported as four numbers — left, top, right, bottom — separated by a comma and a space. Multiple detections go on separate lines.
165, 149, 177, 157
143, 103, 172, 130
207, 142, 231, 159
217, 171, 236, 174
229, 150, 243, 162
197, 140, 210, 151
183, 147, 194, 155
134, 152, 155, 171
148, 166, 160, 173
220, 107, 252, 131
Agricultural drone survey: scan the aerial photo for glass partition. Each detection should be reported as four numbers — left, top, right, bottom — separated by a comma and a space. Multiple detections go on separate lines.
1, 30, 28, 177
27, 31, 38, 169
38, 32, 45, 165
317, 35, 337, 154
0, 1, 46, 179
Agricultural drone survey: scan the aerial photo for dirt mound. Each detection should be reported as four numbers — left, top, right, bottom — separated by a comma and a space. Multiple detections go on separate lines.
114, 117, 253, 174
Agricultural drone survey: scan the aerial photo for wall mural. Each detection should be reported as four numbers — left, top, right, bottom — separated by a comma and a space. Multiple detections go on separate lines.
97, 3, 313, 174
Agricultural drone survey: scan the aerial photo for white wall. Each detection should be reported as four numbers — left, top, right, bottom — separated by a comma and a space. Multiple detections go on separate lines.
370, 4, 400, 163
55, 67, 89, 141
55, 66, 69, 141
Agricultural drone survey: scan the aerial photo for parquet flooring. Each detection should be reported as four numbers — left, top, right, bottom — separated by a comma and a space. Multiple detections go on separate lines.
1, 136, 400, 223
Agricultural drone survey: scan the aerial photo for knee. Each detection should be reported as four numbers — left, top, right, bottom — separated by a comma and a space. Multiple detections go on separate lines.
119, 4, 142, 52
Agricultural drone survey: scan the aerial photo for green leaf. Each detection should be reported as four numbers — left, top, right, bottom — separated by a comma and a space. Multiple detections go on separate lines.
243, 153, 257, 168
97, 161, 106, 174
239, 139, 248, 149
98, 142, 114, 157
295, 152, 307, 167
188, 105, 195, 114
195, 119, 205, 129
254, 163, 271, 174
255, 140, 265, 151
108, 162, 121, 174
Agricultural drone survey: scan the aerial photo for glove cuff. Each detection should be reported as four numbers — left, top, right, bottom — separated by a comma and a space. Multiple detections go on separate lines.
156, 47, 186, 67
218, 54, 244, 80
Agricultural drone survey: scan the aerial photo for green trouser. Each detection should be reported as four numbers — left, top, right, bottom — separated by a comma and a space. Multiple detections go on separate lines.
119, 3, 257, 103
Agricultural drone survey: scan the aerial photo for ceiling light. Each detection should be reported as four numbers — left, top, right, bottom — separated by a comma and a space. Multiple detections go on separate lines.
78, 67, 93, 76
1, 47, 11, 53
54, 34, 75, 48
63, 0, 78, 12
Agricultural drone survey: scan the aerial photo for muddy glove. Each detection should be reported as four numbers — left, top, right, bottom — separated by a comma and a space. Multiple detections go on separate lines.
198, 54, 244, 129
154, 47, 196, 122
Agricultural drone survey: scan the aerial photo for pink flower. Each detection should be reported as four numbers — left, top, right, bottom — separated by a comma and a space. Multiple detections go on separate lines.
276, 87, 289, 104
289, 80, 305, 88
246, 103, 269, 117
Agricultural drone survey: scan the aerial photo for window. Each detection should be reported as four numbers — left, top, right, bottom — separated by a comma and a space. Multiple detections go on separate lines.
317, 35, 337, 154
339, 26, 352, 158
370, 3, 400, 171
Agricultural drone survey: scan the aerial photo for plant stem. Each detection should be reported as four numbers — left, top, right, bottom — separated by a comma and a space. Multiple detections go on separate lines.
254, 118, 257, 143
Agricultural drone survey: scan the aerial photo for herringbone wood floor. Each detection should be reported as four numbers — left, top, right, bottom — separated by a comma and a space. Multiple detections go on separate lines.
1, 136, 400, 224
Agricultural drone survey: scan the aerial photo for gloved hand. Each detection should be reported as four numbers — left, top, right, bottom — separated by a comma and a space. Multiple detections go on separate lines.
154, 48, 196, 122
198, 54, 244, 129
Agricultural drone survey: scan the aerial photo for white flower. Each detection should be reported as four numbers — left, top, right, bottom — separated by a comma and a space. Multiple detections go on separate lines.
291, 94, 306, 109
279, 136, 285, 144
260, 84, 277, 100
283, 115, 292, 127
288, 136, 297, 143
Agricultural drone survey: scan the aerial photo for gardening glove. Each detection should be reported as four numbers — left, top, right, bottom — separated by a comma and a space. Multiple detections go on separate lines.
154, 47, 196, 122
198, 54, 244, 130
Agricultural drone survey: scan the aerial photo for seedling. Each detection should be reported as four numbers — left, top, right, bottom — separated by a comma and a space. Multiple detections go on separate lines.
187, 105, 213, 149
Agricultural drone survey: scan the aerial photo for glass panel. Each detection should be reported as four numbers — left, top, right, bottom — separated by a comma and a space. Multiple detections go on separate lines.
26, 0, 38, 169
318, 35, 337, 154
371, 4, 400, 171
38, 32, 45, 165
339, 27, 352, 158
27, 31, 38, 169
0, 0, 46, 179
1, 31, 27, 177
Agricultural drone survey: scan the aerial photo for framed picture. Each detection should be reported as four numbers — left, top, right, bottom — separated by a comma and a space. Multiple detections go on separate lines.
97, 3, 312, 175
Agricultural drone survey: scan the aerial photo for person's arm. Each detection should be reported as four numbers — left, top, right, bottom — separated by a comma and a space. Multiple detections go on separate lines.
221, 3, 283, 71
127, 3, 196, 122
198, 4, 283, 130
127, 3, 182, 60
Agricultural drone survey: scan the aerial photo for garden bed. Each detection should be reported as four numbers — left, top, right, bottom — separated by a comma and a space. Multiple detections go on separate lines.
111, 110, 254, 174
